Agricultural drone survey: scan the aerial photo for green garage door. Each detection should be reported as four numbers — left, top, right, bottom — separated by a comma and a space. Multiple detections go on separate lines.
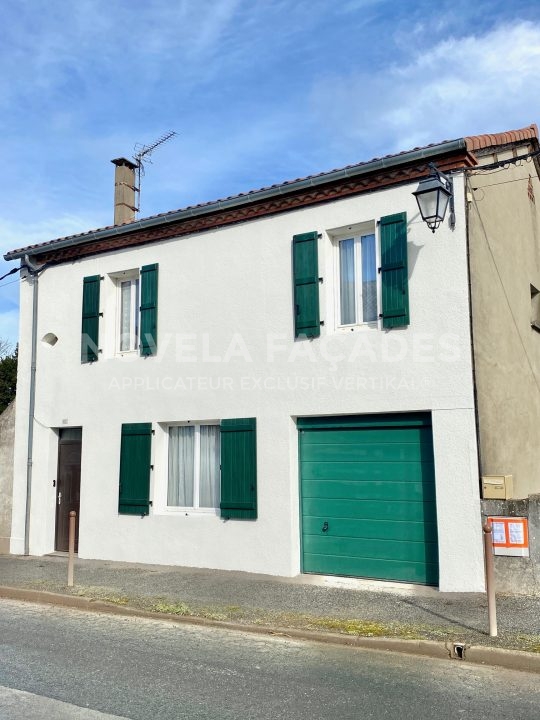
299, 413, 438, 585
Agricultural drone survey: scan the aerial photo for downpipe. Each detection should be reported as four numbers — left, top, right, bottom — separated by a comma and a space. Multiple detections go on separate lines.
23, 255, 42, 556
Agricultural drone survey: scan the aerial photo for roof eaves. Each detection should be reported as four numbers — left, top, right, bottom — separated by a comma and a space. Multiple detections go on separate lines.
4, 137, 467, 261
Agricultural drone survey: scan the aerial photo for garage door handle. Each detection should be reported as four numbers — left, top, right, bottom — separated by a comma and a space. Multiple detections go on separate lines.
322, 521, 329, 533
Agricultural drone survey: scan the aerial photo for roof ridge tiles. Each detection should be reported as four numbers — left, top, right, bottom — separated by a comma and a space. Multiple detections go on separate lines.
465, 124, 538, 152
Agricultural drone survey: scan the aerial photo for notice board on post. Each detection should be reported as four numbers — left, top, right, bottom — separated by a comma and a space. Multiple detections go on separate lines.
488, 517, 529, 557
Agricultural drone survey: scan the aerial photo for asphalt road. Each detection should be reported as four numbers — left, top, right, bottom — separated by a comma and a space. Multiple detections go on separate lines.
0, 599, 539, 720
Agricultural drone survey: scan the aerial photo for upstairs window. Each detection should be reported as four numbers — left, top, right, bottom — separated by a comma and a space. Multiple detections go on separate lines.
106, 263, 158, 358
338, 231, 378, 326
118, 274, 140, 352
332, 213, 409, 331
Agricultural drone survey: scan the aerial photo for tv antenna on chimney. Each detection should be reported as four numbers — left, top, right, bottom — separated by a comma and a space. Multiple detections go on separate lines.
133, 130, 177, 215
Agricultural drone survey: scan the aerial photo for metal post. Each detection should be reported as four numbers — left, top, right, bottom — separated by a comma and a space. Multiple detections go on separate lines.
483, 521, 497, 637
67, 511, 76, 587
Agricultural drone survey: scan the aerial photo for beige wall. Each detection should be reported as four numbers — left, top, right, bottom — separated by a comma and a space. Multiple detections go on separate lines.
0, 400, 15, 553
468, 145, 540, 498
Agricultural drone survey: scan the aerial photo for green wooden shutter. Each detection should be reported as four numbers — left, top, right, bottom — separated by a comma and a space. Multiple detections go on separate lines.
220, 418, 257, 520
81, 275, 100, 363
140, 263, 158, 356
118, 423, 152, 515
293, 232, 320, 338
380, 212, 409, 329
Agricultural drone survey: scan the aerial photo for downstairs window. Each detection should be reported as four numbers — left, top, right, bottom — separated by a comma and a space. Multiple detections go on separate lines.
167, 425, 220, 510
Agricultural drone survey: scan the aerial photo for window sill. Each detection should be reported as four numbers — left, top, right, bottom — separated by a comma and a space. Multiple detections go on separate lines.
156, 508, 220, 517
335, 321, 379, 333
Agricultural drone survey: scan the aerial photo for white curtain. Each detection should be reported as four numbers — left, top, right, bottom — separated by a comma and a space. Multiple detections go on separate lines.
133, 279, 140, 345
361, 234, 377, 322
120, 281, 131, 351
199, 425, 220, 508
339, 238, 356, 325
168, 426, 194, 506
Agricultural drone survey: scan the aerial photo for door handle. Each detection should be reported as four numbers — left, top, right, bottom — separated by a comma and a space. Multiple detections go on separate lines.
322, 521, 329, 533
58, 491, 62, 506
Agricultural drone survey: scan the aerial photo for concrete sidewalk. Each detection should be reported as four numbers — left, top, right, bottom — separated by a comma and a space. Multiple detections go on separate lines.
1, 554, 539, 666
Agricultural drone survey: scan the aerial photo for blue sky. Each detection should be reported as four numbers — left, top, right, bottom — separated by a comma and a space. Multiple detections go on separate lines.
2, 0, 540, 346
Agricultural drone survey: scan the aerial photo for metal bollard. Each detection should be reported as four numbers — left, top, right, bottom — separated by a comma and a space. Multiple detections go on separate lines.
67, 511, 76, 587
483, 521, 497, 637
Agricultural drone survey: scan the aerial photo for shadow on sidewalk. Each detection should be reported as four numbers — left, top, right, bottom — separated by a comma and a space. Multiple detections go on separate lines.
398, 596, 488, 635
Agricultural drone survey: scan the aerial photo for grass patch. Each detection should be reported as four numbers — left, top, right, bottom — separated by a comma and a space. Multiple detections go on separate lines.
70, 586, 130, 605
515, 634, 540, 653
95, 594, 129, 605
26, 581, 130, 606
149, 602, 230, 621
151, 601, 191, 616
18, 581, 540, 654
309, 618, 401, 637
315, 618, 388, 636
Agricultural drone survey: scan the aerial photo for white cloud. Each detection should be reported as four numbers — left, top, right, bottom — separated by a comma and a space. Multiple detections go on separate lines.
9, 1, 537, 349
0, 0, 246, 111
310, 20, 540, 156
188, 0, 243, 57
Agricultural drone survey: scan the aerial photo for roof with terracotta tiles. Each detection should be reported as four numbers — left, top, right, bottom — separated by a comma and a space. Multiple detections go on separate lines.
465, 124, 539, 152
5, 141, 458, 258
4, 124, 539, 261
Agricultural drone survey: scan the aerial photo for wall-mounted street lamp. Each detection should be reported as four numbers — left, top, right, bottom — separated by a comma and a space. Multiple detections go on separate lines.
413, 163, 455, 233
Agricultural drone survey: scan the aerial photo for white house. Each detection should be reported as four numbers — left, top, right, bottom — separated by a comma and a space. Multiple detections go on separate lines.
5, 125, 540, 592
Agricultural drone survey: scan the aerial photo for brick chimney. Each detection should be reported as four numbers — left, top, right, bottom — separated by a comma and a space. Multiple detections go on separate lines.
111, 157, 138, 225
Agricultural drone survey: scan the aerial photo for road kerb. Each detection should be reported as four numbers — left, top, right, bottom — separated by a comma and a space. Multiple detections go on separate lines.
0, 585, 539, 673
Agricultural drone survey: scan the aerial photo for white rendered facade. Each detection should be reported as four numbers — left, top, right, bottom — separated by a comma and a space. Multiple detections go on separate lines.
9, 174, 485, 592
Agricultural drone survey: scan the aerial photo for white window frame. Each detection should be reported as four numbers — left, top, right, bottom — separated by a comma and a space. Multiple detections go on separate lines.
111, 269, 140, 354
332, 221, 379, 330
163, 422, 221, 514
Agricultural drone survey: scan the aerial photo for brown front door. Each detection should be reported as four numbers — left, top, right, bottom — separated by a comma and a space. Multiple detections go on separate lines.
55, 428, 82, 552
